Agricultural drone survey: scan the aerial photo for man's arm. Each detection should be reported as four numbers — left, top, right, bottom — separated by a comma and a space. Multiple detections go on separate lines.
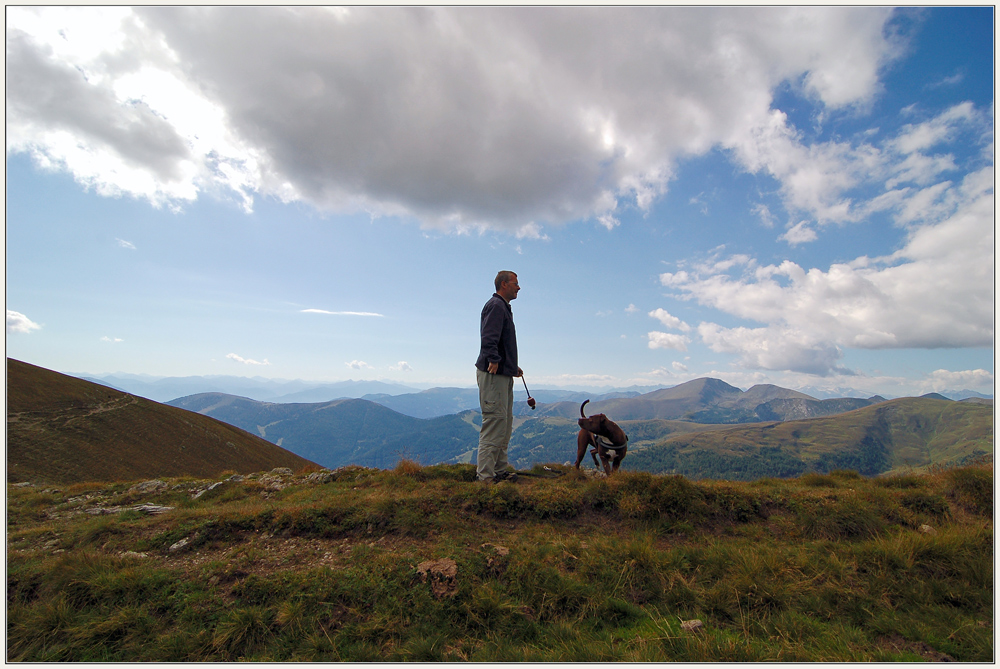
480, 300, 504, 373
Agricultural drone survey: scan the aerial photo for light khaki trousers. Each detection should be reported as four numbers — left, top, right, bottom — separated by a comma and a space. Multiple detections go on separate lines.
476, 368, 514, 480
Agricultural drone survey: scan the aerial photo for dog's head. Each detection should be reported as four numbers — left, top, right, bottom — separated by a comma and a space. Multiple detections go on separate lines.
578, 413, 608, 433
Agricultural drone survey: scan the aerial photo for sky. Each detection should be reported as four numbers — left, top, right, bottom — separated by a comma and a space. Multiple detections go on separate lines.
5, 6, 995, 397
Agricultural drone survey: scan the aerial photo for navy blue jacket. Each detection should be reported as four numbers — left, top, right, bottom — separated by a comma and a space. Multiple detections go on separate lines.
475, 293, 518, 376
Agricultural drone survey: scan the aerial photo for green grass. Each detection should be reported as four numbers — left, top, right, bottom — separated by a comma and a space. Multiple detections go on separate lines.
7, 462, 993, 661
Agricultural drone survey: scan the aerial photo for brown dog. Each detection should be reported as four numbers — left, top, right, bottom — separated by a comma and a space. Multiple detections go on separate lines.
575, 400, 628, 475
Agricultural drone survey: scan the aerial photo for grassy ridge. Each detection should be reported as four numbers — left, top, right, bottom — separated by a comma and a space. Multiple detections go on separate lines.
7, 359, 315, 484
629, 398, 993, 480
7, 462, 992, 661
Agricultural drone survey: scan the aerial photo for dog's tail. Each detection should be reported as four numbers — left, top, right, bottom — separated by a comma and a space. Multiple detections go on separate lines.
580, 399, 590, 418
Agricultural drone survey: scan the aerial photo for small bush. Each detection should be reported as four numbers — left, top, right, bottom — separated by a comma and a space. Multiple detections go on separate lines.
800, 473, 837, 488
874, 475, 925, 489
899, 491, 949, 517
212, 606, 274, 659
798, 497, 885, 540
946, 467, 992, 517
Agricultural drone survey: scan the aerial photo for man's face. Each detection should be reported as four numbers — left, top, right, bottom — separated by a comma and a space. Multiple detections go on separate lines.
500, 276, 520, 301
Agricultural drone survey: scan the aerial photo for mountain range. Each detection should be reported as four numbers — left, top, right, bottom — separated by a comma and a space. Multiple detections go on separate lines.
167, 376, 992, 475
627, 396, 994, 480
165, 392, 482, 469
73, 373, 421, 404
9, 358, 993, 484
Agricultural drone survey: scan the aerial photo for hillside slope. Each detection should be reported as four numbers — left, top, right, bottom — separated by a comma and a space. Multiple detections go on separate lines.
168, 393, 481, 468
628, 397, 993, 480
7, 359, 316, 485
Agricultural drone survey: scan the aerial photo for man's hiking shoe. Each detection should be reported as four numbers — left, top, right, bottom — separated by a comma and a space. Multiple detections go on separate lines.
493, 470, 518, 483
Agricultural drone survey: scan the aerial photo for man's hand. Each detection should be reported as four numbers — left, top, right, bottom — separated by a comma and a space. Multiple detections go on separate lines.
488, 362, 498, 374
515, 367, 523, 378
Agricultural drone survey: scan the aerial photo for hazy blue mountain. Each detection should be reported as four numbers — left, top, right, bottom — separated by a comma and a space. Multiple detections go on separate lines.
362, 387, 482, 418
71, 373, 420, 403
947, 390, 993, 400
167, 393, 479, 468
267, 381, 423, 403
358, 386, 647, 419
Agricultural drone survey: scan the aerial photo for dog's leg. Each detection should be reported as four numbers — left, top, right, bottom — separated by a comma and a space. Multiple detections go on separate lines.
599, 448, 613, 476
574, 430, 590, 469
611, 449, 626, 473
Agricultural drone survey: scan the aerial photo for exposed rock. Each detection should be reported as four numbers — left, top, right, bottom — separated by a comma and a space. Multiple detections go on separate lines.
306, 469, 336, 484
168, 537, 191, 553
481, 543, 510, 571
84, 503, 175, 516
11, 482, 34, 488
680, 619, 704, 633
131, 504, 174, 515
416, 558, 459, 599
193, 481, 226, 499
129, 480, 168, 495
226, 474, 246, 483
269, 467, 294, 476
919, 524, 937, 535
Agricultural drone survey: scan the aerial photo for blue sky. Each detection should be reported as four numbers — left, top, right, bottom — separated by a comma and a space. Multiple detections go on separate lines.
6, 6, 994, 397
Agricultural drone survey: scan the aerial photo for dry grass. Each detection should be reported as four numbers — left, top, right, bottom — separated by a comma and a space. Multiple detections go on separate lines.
7, 462, 993, 661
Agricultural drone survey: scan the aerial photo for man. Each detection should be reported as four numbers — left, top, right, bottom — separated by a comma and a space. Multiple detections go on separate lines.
475, 270, 523, 483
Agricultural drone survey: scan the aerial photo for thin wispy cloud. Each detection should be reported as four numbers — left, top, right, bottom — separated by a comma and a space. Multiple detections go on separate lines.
302, 309, 384, 317
100, 336, 123, 343
116, 238, 136, 250
7, 310, 41, 334
227, 353, 270, 366
346, 360, 374, 370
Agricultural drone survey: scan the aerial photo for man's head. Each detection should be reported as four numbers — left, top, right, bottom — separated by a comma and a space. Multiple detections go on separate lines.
495, 271, 520, 302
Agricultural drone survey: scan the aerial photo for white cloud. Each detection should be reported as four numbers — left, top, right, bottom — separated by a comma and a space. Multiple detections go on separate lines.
698, 322, 849, 376
727, 102, 991, 234
7, 310, 41, 334
5, 6, 900, 231
390, 361, 413, 372
662, 160, 994, 375
227, 352, 270, 366
346, 360, 374, 370
672, 361, 688, 373
625, 304, 639, 314
302, 309, 384, 317
923, 368, 994, 392
116, 238, 137, 250
648, 308, 691, 332
779, 220, 817, 246
101, 336, 123, 343
647, 331, 690, 352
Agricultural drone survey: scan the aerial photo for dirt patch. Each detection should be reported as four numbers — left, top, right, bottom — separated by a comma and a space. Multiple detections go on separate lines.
878, 634, 955, 662
416, 558, 459, 599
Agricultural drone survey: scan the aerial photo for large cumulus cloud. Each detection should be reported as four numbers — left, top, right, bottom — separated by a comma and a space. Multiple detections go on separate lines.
6, 6, 900, 229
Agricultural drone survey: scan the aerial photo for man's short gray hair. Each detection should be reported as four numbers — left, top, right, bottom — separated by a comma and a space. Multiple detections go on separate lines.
495, 271, 517, 292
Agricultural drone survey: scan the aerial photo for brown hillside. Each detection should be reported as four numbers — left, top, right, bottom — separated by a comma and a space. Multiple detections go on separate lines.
6, 359, 317, 485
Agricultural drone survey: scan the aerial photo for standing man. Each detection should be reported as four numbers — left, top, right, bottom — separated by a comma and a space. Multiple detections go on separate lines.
475, 270, 523, 483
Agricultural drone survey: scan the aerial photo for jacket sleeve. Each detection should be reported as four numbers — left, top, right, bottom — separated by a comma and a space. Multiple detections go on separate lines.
480, 300, 505, 363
